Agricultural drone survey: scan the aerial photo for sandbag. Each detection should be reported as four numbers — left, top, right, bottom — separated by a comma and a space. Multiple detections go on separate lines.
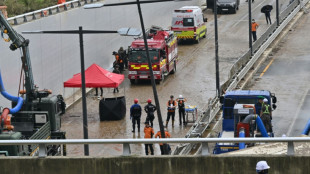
99, 96, 126, 121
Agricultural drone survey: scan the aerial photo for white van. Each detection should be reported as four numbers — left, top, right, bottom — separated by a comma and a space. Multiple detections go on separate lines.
171, 6, 207, 43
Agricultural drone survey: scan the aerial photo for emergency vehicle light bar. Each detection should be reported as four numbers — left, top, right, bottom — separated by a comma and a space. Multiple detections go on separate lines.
174, 9, 193, 12
134, 43, 157, 46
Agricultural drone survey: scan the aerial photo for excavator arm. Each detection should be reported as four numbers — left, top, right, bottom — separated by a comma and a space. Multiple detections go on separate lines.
0, 11, 36, 102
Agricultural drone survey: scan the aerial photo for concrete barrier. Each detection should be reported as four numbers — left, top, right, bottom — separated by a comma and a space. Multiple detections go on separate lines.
0, 155, 309, 174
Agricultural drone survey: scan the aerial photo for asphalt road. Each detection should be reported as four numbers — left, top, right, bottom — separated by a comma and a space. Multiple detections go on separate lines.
247, 8, 310, 137
59, 0, 296, 156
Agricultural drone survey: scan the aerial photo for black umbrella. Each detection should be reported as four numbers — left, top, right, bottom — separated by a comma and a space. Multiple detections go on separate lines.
261, 5, 273, 13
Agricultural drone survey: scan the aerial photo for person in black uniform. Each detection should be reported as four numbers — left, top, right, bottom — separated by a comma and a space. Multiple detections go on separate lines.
130, 99, 142, 133
144, 99, 157, 127
176, 95, 187, 125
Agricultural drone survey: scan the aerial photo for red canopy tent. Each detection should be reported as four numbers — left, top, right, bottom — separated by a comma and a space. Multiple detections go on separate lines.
63, 63, 124, 88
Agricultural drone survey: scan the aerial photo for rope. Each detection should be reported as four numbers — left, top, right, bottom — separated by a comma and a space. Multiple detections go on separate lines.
18, 64, 23, 97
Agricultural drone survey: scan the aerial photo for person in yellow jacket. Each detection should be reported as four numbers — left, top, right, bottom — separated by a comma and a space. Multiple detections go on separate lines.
144, 122, 154, 155
155, 129, 171, 155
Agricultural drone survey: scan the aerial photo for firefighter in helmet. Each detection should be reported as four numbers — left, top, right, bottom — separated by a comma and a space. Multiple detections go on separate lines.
144, 99, 157, 127
130, 99, 142, 133
176, 94, 187, 125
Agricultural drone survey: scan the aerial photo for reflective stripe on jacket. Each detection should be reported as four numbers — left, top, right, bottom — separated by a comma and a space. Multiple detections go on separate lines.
262, 104, 270, 114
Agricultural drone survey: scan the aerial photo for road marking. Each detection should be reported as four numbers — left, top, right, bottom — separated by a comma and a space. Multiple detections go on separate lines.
287, 89, 310, 136
259, 58, 274, 78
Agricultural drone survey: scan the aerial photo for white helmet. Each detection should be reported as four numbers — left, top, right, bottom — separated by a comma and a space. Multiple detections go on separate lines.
179, 95, 183, 99
256, 161, 270, 171
263, 98, 268, 103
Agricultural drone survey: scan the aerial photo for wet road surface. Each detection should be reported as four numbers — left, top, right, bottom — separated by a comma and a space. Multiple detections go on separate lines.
248, 9, 310, 137
61, 0, 292, 156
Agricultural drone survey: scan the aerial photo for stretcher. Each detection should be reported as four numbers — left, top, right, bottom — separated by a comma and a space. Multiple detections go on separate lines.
185, 105, 198, 124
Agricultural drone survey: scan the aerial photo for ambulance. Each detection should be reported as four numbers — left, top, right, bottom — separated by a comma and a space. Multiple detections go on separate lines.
171, 6, 207, 43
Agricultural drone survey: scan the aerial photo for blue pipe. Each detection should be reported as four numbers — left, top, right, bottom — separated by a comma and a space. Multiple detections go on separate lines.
239, 128, 245, 150
256, 116, 269, 137
301, 119, 310, 135
0, 71, 23, 114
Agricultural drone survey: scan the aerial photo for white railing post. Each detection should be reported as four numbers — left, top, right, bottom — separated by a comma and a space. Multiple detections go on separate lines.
123, 143, 131, 156
287, 142, 294, 156
39, 144, 47, 157
201, 142, 210, 156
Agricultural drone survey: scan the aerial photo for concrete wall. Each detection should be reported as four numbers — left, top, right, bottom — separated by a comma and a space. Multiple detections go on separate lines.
1, 155, 309, 174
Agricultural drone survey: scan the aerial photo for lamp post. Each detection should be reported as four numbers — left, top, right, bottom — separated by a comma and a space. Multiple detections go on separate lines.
23, 27, 140, 156
276, 0, 279, 26
248, 0, 253, 55
84, 0, 190, 154
213, 0, 220, 98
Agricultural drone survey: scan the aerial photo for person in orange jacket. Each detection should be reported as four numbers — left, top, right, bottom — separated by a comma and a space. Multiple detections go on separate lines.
144, 122, 154, 155
155, 129, 171, 155
251, 19, 259, 42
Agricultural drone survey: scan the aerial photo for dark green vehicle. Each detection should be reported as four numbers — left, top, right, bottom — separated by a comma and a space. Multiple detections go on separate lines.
0, 11, 66, 156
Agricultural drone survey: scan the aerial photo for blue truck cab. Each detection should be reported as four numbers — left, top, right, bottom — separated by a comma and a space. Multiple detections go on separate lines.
213, 90, 277, 154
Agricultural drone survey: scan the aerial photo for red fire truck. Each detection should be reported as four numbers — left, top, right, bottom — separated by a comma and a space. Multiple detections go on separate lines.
128, 26, 178, 84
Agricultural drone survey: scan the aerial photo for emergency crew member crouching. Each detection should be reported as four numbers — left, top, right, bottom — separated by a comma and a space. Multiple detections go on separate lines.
260, 98, 272, 132
144, 99, 157, 127
155, 129, 171, 155
176, 95, 187, 125
130, 99, 142, 133
144, 122, 154, 155
166, 95, 177, 127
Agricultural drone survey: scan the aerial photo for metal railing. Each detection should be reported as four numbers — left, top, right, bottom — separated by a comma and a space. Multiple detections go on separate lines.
1, 137, 309, 157
7, 0, 100, 25
173, 0, 310, 155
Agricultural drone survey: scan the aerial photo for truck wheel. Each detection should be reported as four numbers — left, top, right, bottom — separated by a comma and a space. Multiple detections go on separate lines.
232, 6, 237, 14
203, 29, 207, 38
171, 62, 176, 74
195, 36, 200, 44
161, 74, 165, 83
130, 79, 135, 84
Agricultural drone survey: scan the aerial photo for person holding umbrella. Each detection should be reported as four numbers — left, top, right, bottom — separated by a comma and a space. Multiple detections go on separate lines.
261, 5, 273, 24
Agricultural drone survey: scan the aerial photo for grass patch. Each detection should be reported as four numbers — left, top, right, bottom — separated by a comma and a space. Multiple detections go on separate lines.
0, 0, 59, 17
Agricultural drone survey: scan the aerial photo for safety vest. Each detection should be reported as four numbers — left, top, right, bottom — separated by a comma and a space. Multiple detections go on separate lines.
167, 100, 176, 112
262, 104, 270, 114
178, 100, 185, 109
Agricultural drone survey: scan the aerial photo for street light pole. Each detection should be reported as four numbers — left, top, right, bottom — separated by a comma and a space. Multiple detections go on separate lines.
136, 0, 168, 154
248, 0, 253, 55
78, 26, 89, 156
23, 28, 139, 156
276, 0, 279, 26
214, 0, 220, 97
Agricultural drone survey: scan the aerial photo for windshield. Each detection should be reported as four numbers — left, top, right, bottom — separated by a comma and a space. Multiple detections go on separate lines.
129, 50, 160, 63
183, 18, 194, 26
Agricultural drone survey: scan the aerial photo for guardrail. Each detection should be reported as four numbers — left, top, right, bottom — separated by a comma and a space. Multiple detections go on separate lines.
173, 0, 310, 155
1, 137, 309, 157
6, 0, 100, 25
